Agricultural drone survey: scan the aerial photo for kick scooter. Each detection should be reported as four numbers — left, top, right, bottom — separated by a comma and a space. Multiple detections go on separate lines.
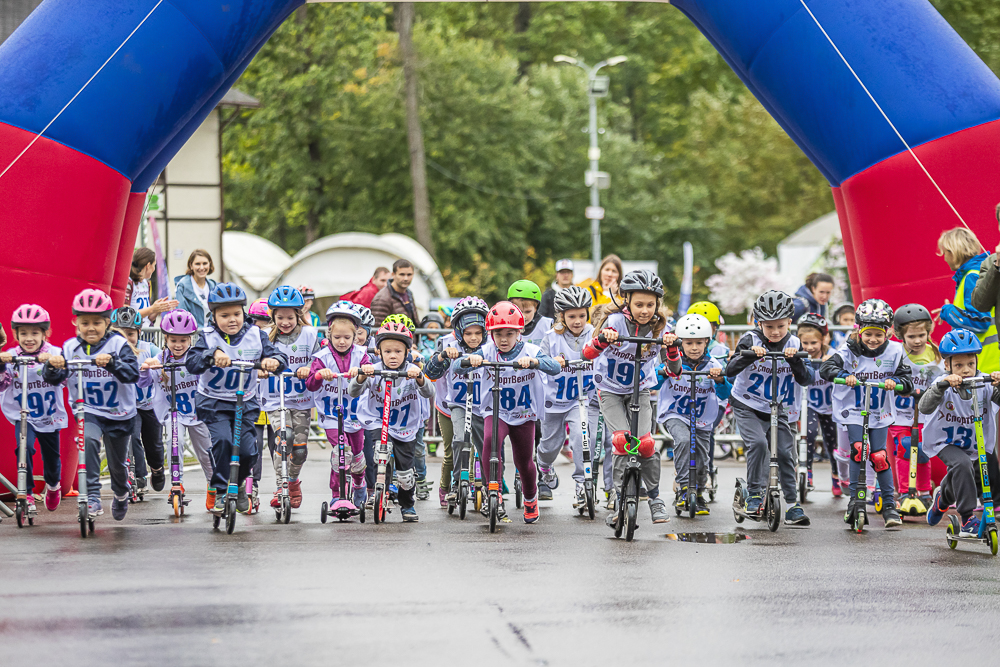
797, 380, 811, 504
732, 349, 809, 532
212, 360, 260, 535
67, 359, 96, 537
944, 376, 998, 555
833, 377, 905, 533
13, 356, 40, 527
321, 372, 361, 523
271, 370, 294, 524
610, 333, 659, 542
448, 375, 477, 520
566, 359, 596, 519
367, 368, 404, 524
677, 367, 710, 519
161, 360, 190, 518
898, 389, 928, 517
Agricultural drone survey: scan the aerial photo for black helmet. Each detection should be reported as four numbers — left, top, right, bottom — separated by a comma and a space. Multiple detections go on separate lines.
111, 306, 142, 330
554, 285, 593, 312
796, 312, 829, 337
893, 303, 931, 335
753, 290, 794, 322
832, 301, 855, 320
619, 270, 664, 298
419, 312, 445, 329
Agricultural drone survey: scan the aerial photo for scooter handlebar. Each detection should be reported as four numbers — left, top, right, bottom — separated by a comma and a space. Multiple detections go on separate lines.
564, 359, 592, 371
936, 376, 990, 389
613, 335, 661, 345
833, 377, 906, 392
459, 359, 537, 370
65, 359, 98, 369
12, 355, 41, 365
740, 349, 809, 359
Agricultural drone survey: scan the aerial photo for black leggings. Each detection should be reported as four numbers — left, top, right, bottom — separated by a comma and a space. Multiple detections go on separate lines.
131, 408, 164, 478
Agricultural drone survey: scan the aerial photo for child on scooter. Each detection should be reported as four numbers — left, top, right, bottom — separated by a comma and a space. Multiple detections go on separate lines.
582, 270, 680, 527
820, 299, 913, 528
890, 304, 944, 509
655, 313, 731, 516
456, 301, 561, 523
796, 313, 839, 496
307, 302, 371, 510
539, 286, 596, 508
186, 283, 286, 516
262, 286, 320, 510
43, 289, 142, 521
424, 296, 489, 507
921, 329, 1000, 537
0, 305, 67, 512
726, 290, 815, 526
349, 314, 433, 522
141, 309, 216, 510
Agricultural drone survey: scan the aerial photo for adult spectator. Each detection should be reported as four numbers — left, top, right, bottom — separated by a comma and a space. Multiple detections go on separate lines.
341, 266, 390, 308
791, 272, 834, 321
936, 227, 996, 372
539, 259, 575, 319
124, 247, 177, 327
370, 259, 418, 325
579, 254, 623, 308
173, 249, 217, 327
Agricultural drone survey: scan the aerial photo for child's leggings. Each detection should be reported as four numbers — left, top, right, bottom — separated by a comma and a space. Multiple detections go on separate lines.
483, 417, 537, 502
807, 411, 838, 472
11, 421, 61, 489
888, 424, 931, 494
267, 408, 311, 480
325, 428, 365, 495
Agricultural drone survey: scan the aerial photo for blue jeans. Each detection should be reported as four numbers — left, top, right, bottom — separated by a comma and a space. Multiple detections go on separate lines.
11, 421, 61, 488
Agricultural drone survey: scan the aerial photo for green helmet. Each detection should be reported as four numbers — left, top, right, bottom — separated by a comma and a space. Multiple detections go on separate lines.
507, 279, 542, 302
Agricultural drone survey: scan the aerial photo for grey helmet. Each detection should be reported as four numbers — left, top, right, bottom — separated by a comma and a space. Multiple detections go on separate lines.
111, 306, 141, 330
753, 290, 795, 322
893, 303, 930, 335
619, 269, 664, 298
553, 285, 593, 313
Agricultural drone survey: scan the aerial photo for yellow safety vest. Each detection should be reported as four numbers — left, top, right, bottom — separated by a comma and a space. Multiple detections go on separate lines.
955, 269, 999, 373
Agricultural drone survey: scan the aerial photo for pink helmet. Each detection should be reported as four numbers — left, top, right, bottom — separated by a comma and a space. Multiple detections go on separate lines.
160, 309, 198, 335
248, 298, 271, 320
11, 304, 50, 330
72, 289, 113, 316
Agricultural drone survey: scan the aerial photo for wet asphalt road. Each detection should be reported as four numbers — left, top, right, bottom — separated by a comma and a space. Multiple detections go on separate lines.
2, 446, 998, 666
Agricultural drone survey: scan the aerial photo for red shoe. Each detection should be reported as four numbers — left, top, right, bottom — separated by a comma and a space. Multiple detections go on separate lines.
831, 478, 842, 498
205, 489, 216, 512
523, 499, 539, 524
288, 479, 302, 508
45, 484, 61, 511
270, 490, 282, 508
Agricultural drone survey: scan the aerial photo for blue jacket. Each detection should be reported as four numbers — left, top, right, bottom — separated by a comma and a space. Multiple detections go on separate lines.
792, 284, 827, 323
173, 274, 217, 327
941, 252, 992, 333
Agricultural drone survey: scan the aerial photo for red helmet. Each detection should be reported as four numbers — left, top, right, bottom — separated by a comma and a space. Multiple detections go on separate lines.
11, 304, 50, 330
486, 301, 524, 331
72, 289, 113, 316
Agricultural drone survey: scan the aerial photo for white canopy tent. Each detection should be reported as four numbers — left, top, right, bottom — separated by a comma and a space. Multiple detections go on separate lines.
221, 231, 294, 298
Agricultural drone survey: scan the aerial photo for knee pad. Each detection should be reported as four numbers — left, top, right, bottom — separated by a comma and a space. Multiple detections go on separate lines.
351, 452, 367, 474
290, 445, 308, 466
396, 467, 415, 491
638, 433, 656, 458
851, 442, 864, 463
612, 431, 630, 455
871, 449, 890, 473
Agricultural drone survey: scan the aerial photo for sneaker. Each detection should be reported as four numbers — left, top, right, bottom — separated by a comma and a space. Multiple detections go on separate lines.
480, 499, 508, 520
695, 495, 710, 516
250, 483, 260, 514
605, 512, 618, 530
150, 468, 165, 492
926, 488, 947, 526
807, 470, 814, 491
365, 494, 375, 510
560, 445, 573, 462
572, 483, 586, 509
206, 489, 216, 512
831, 479, 842, 498
416, 480, 430, 501
524, 499, 539, 523
539, 466, 559, 490
270, 490, 282, 508
288, 479, 303, 508
111, 496, 129, 521
212, 494, 226, 515
44, 484, 61, 511
88, 497, 103, 516
401, 506, 419, 522
605, 490, 616, 511
745, 494, 763, 515
674, 489, 687, 511
882, 505, 902, 528
784, 503, 810, 526
236, 485, 250, 514
352, 484, 367, 509
136, 476, 147, 490
537, 482, 553, 501
960, 514, 982, 538
25, 494, 36, 511
649, 497, 670, 523
439, 486, 449, 507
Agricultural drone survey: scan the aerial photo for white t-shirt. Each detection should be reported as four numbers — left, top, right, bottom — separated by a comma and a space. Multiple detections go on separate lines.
192, 280, 210, 320
130, 279, 152, 327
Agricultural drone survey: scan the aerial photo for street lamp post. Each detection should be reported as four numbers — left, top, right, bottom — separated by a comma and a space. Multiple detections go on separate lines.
554, 54, 627, 274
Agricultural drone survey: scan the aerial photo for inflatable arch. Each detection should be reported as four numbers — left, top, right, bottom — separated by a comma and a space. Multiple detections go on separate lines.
1, 0, 999, 493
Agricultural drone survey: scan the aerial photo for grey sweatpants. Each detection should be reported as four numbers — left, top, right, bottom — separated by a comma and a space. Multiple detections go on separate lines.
732, 401, 796, 502
665, 418, 711, 490
183, 421, 214, 483
85, 419, 130, 501
450, 404, 485, 488
937, 444, 1000, 520
600, 390, 661, 500
267, 408, 312, 479
538, 406, 579, 473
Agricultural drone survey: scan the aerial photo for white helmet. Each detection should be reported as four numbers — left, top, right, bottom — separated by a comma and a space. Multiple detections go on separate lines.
674, 313, 713, 339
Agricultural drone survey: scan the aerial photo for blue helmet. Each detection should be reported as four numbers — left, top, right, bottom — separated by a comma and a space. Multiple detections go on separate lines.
208, 283, 247, 309
268, 285, 304, 309
939, 329, 982, 357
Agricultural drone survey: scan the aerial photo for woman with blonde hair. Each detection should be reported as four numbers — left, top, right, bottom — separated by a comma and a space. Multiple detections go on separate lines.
579, 254, 623, 309
933, 227, 996, 372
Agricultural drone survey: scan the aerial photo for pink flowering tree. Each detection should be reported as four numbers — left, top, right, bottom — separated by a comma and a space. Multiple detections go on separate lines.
706, 247, 788, 317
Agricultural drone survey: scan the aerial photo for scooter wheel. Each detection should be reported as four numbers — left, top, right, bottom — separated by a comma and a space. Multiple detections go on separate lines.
614, 504, 624, 539
282, 497, 291, 525
213, 514, 221, 530
225, 499, 237, 534
688, 494, 696, 520
15, 505, 23, 528
474, 489, 483, 513
586, 487, 595, 520
767, 497, 780, 533
447, 499, 455, 516
989, 527, 998, 556
853, 510, 866, 534
88, 518, 94, 534
515, 480, 523, 510
733, 488, 745, 523
459, 488, 467, 520
798, 474, 807, 504
28, 516, 33, 526
875, 494, 883, 514
489, 496, 498, 533
79, 505, 88, 538
625, 501, 637, 542
172, 495, 181, 518
376, 493, 386, 524
359, 503, 366, 523
946, 515, 959, 549
320, 501, 328, 524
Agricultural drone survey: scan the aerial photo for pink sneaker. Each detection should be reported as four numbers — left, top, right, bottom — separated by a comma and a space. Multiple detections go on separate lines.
44, 485, 61, 511
439, 486, 448, 508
